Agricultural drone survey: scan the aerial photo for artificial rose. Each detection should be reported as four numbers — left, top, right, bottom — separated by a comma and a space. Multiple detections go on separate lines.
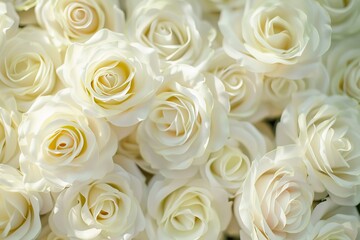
146, 177, 231, 240
0, 1, 18, 48
262, 65, 329, 118
137, 65, 229, 178
277, 91, 360, 206
35, 0, 124, 48
219, 0, 331, 79
325, 34, 360, 103
0, 164, 41, 240
205, 49, 264, 122
235, 145, 313, 240
126, 0, 216, 69
18, 90, 117, 192
201, 120, 268, 197
58, 29, 163, 127
0, 95, 20, 167
317, 0, 360, 39
0, 26, 62, 112
306, 198, 360, 239
49, 165, 146, 240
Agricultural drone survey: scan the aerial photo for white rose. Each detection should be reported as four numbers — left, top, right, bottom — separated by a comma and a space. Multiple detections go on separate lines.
146, 177, 231, 240
235, 145, 314, 240
219, 0, 331, 79
0, 26, 62, 112
18, 90, 117, 192
137, 65, 229, 178
126, 0, 216, 69
0, 95, 21, 167
0, 1, 18, 48
276, 91, 360, 206
205, 49, 264, 122
35, 0, 125, 48
306, 198, 360, 240
317, 0, 360, 39
58, 29, 163, 127
262, 65, 329, 118
49, 165, 146, 240
0, 164, 41, 240
325, 35, 360, 103
201, 120, 268, 197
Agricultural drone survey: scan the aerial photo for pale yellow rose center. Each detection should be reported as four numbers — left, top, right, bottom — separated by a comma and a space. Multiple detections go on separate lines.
45, 125, 87, 161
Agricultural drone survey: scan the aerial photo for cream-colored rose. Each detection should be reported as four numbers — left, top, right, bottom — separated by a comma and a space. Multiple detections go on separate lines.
18, 90, 117, 192
35, 0, 124, 48
0, 164, 41, 240
262, 65, 329, 118
325, 35, 360, 103
306, 198, 360, 239
49, 165, 146, 240
201, 120, 268, 197
146, 177, 231, 240
276, 91, 360, 206
0, 95, 21, 167
235, 146, 313, 240
137, 65, 229, 178
0, 1, 18, 48
205, 49, 264, 122
219, 0, 331, 79
58, 29, 163, 127
317, 0, 360, 39
0, 26, 62, 112
126, 0, 216, 69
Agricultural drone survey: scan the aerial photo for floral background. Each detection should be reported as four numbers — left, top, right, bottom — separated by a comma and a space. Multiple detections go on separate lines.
0, 0, 360, 239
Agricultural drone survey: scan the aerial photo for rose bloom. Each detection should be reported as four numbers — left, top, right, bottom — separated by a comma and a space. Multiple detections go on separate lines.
0, 95, 20, 167
137, 65, 229, 178
306, 198, 360, 239
325, 35, 360, 103
0, 26, 62, 112
58, 29, 163, 127
316, 0, 360, 39
35, 0, 125, 48
262, 65, 329, 118
0, 164, 42, 240
0, 1, 18, 47
205, 49, 264, 122
49, 165, 146, 240
201, 120, 268, 197
277, 91, 360, 206
235, 146, 313, 240
18, 90, 117, 192
146, 176, 231, 240
219, 0, 331, 79
126, 0, 216, 69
